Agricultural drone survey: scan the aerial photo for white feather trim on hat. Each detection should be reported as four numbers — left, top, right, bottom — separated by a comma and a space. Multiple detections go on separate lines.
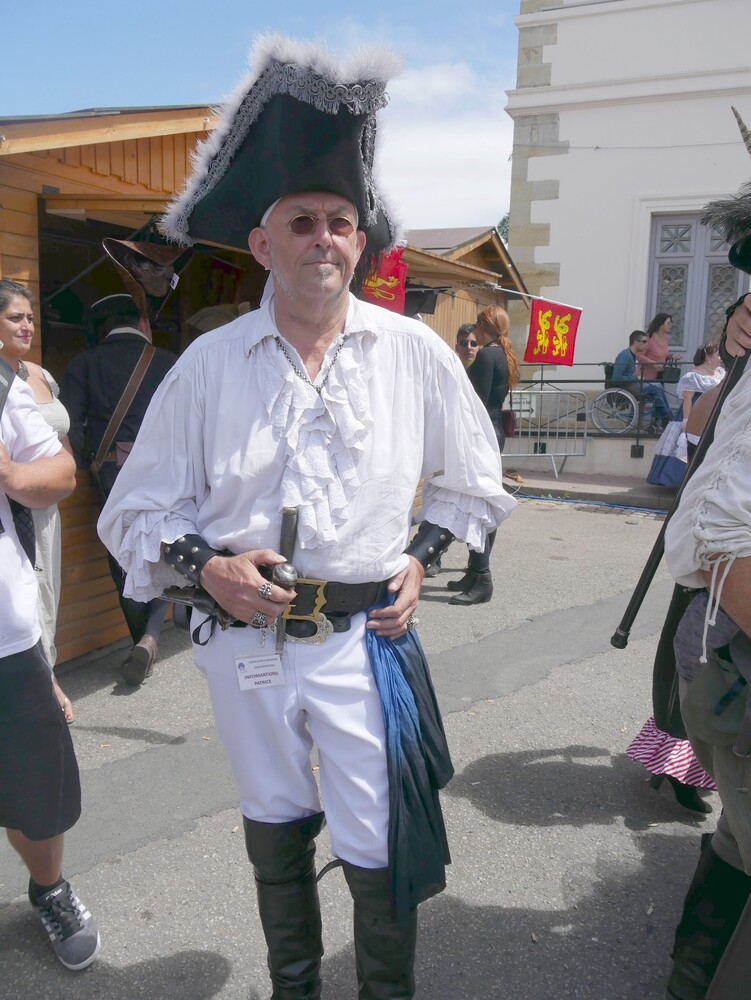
159, 34, 402, 248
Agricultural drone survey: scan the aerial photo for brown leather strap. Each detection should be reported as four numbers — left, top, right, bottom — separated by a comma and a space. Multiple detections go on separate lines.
91, 344, 155, 472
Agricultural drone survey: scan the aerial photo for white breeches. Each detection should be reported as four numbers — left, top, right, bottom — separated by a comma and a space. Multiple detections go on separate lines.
193, 611, 389, 869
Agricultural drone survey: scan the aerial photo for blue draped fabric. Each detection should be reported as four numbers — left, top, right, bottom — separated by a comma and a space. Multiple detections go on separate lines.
365, 600, 453, 923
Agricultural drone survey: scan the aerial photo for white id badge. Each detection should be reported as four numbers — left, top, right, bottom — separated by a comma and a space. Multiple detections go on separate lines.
235, 652, 285, 691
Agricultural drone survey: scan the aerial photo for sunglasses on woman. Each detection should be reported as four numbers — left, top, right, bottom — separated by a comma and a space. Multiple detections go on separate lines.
287, 214, 356, 237
458, 339, 478, 348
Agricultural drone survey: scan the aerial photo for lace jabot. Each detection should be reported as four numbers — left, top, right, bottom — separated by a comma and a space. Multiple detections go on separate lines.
252, 298, 378, 548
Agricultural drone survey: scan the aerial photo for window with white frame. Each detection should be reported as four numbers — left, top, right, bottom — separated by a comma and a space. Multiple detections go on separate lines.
646, 213, 749, 357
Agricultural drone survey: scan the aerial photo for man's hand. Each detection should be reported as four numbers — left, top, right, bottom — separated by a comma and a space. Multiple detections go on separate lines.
366, 556, 424, 639
199, 549, 296, 625
0, 443, 76, 507
726, 293, 751, 358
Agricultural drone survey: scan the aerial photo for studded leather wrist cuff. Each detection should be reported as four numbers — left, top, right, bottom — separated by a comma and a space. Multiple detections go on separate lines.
405, 521, 455, 571
163, 534, 223, 586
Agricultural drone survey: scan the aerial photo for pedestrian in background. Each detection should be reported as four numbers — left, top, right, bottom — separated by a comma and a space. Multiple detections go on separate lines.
646, 340, 725, 487
0, 367, 99, 971
640, 311, 681, 382
61, 288, 177, 686
455, 322, 478, 368
447, 304, 519, 606
0, 279, 74, 720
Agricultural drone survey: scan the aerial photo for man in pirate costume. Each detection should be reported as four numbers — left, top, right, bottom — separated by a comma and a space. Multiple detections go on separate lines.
661, 107, 751, 999
61, 242, 188, 686
98, 35, 514, 999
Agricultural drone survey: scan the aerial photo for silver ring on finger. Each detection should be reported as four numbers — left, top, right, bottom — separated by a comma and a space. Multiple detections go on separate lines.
257, 581, 273, 600
251, 611, 267, 629
406, 614, 419, 630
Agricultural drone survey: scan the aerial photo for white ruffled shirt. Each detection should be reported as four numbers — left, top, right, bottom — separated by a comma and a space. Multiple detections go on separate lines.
98, 294, 516, 602
0, 380, 63, 657
665, 363, 751, 654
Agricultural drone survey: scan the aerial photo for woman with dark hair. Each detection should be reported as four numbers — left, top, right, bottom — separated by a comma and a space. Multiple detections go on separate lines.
640, 312, 681, 381
646, 340, 725, 487
447, 304, 519, 606
0, 279, 74, 721
679, 341, 725, 424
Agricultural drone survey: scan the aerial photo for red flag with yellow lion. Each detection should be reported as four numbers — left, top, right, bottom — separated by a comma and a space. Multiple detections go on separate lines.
361, 246, 408, 314
523, 297, 582, 366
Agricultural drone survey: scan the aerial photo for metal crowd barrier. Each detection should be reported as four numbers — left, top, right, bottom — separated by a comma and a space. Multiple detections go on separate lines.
502, 385, 589, 478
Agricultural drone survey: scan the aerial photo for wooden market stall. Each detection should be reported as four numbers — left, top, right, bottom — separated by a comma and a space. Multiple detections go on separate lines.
0, 107, 216, 661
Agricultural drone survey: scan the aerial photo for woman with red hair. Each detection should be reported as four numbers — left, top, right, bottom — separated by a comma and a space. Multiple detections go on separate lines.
448, 304, 519, 605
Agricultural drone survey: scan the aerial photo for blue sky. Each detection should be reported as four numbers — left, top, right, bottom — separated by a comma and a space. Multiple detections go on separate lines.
1, 0, 522, 227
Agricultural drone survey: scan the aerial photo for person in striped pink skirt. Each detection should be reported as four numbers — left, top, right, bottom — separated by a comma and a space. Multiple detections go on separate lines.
626, 584, 718, 813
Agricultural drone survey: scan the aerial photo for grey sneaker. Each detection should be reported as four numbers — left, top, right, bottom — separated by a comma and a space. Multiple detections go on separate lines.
29, 878, 101, 970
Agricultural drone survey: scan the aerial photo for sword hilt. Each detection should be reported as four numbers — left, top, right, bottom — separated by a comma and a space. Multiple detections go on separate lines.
272, 562, 298, 591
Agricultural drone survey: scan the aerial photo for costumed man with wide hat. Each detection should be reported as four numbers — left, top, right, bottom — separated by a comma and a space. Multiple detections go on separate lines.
61, 241, 189, 686
98, 35, 515, 999
661, 107, 751, 999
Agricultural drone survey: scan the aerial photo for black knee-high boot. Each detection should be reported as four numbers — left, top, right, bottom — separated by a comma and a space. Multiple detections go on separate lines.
666, 836, 751, 1000
342, 862, 417, 1000
244, 813, 325, 999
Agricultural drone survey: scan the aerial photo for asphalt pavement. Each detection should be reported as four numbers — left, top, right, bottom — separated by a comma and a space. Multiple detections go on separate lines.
1, 486, 711, 1000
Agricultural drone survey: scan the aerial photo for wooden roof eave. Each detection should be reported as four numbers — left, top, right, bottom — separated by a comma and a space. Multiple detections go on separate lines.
402, 245, 525, 295
0, 108, 214, 156
42, 193, 169, 231
38, 197, 528, 298
442, 231, 495, 260
442, 229, 528, 295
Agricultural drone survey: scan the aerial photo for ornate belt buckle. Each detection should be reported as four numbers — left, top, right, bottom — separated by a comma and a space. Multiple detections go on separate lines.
270, 614, 333, 645
283, 578, 326, 622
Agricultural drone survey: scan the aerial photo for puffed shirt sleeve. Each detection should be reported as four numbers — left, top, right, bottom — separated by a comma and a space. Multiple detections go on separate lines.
97, 362, 206, 602
418, 348, 516, 551
665, 364, 751, 589
1, 380, 63, 462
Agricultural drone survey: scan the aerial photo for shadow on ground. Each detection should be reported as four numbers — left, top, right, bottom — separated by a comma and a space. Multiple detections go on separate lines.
447, 744, 712, 832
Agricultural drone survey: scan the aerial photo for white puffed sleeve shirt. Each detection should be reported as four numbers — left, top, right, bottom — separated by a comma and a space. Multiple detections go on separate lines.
665, 363, 751, 593
98, 295, 516, 602
0, 380, 64, 656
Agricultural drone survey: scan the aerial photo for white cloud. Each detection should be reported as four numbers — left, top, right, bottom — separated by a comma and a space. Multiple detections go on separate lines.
376, 62, 515, 228
388, 63, 481, 111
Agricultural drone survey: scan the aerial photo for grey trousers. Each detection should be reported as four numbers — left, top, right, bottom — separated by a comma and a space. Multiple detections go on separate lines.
680, 676, 751, 874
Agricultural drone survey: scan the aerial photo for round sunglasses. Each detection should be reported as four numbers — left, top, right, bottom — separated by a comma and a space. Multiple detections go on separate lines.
287, 214, 356, 237
458, 339, 478, 348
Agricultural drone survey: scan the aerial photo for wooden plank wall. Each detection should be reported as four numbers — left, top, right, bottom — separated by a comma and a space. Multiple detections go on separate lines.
0, 130, 205, 663
57, 474, 126, 662
420, 289, 486, 347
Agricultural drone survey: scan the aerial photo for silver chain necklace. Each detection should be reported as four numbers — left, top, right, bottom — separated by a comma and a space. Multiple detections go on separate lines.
274, 334, 349, 395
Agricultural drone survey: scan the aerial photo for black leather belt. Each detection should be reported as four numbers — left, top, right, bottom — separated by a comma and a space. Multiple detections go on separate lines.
232, 578, 389, 639
289, 579, 387, 617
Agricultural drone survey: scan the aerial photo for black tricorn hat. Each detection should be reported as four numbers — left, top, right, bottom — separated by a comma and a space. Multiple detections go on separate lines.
702, 107, 751, 274
159, 35, 402, 263
102, 239, 193, 322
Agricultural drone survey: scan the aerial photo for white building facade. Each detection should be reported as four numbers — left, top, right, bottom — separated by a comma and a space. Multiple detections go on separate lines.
505, 0, 751, 370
